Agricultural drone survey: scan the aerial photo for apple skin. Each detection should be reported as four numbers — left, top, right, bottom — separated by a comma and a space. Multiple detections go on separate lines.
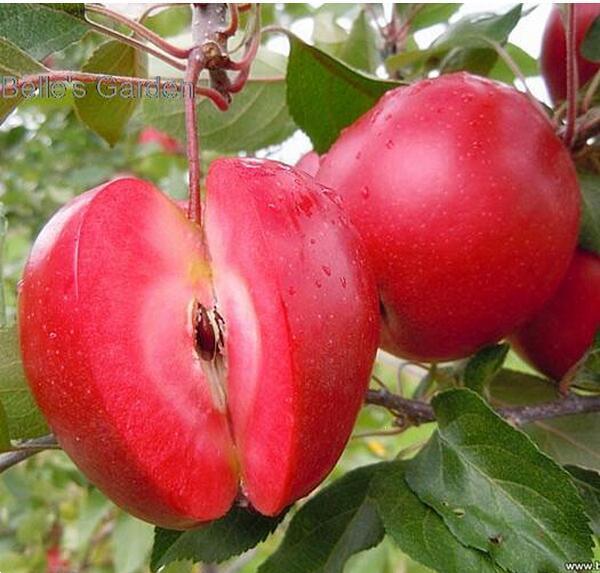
511, 249, 600, 380
296, 151, 321, 177
317, 72, 580, 362
18, 160, 379, 529
540, 4, 600, 104
138, 127, 183, 154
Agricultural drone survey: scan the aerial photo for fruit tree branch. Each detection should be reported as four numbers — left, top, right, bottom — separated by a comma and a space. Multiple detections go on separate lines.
0, 435, 59, 473
560, 106, 600, 150
365, 388, 600, 427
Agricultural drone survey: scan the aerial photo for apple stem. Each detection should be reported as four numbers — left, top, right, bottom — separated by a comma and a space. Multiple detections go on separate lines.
184, 46, 205, 225
563, 4, 579, 148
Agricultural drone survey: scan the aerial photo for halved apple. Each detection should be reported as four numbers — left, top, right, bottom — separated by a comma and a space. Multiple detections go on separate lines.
18, 158, 379, 529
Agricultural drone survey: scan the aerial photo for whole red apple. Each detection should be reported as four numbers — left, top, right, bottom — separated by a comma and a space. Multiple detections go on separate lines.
138, 127, 183, 155
296, 151, 321, 177
540, 4, 600, 103
511, 249, 600, 380
317, 72, 580, 362
18, 159, 379, 529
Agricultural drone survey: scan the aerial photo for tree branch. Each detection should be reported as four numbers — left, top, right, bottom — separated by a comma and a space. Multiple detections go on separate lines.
365, 388, 600, 427
560, 106, 600, 150
0, 435, 58, 473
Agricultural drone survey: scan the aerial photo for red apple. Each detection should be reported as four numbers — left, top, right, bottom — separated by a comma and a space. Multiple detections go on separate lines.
296, 151, 321, 177
18, 159, 379, 529
511, 249, 600, 380
540, 4, 600, 104
317, 72, 580, 362
138, 127, 183, 155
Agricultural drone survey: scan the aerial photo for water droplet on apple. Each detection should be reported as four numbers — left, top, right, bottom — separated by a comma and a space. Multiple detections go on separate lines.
321, 265, 331, 276
315, 280, 322, 288
361, 185, 370, 199
49, 332, 57, 340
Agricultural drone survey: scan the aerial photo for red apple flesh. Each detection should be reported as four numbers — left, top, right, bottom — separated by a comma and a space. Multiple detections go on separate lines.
317, 72, 580, 362
511, 249, 600, 380
540, 4, 600, 104
18, 159, 379, 529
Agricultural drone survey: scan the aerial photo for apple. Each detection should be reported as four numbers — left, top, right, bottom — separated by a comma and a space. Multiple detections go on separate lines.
296, 151, 321, 177
18, 159, 379, 529
138, 127, 183, 155
317, 72, 580, 362
541, 4, 600, 104
511, 249, 600, 380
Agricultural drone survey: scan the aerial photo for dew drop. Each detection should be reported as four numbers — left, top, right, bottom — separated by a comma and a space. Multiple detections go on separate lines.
315, 280, 322, 288
361, 185, 370, 199
321, 265, 331, 276
340, 277, 347, 288
49, 332, 57, 340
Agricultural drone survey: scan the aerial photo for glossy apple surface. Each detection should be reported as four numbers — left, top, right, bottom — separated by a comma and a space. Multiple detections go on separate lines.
540, 4, 600, 103
296, 151, 321, 177
138, 127, 183, 154
511, 249, 600, 380
19, 159, 379, 529
317, 72, 580, 362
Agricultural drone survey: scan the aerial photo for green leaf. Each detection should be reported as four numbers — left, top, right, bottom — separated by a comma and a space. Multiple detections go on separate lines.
567, 465, 600, 535
579, 170, 600, 256
386, 5, 522, 73
313, 11, 348, 58
410, 4, 462, 32
463, 343, 509, 394
151, 506, 283, 573
372, 461, 499, 573
406, 388, 593, 573
0, 326, 48, 440
286, 34, 400, 153
581, 14, 600, 62
112, 513, 154, 573
487, 44, 538, 82
74, 41, 148, 146
143, 6, 191, 38
490, 369, 600, 471
340, 10, 380, 74
0, 37, 46, 124
259, 464, 384, 573
142, 49, 295, 154
0, 400, 12, 452
573, 332, 600, 391
0, 4, 87, 60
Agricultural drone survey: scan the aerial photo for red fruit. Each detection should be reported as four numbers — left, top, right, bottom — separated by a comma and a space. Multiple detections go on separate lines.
511, 249, 600, 380
541, 4, 600, 103
138, 127, 183, 155
296, 151, 321, 177
19, 159, 379, 529
317, 72, 580, 362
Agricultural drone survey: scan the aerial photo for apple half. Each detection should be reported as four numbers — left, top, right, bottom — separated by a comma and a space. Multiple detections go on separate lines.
18, 158, 379, 529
